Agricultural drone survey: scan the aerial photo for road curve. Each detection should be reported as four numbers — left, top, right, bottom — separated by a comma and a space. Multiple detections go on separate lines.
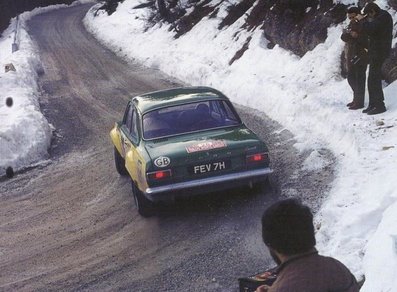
0, 4, 334, 291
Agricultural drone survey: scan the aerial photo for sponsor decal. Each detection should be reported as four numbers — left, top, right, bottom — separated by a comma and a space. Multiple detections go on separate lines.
186, 140, 227, 153
154, 156, 171, 168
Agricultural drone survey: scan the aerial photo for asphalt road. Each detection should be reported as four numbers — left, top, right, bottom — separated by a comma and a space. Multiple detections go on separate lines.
0, 4, 335, 291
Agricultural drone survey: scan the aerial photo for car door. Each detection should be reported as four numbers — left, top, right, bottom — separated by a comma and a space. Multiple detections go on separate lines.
120, 104, 135, 152
121, 104, 146, 188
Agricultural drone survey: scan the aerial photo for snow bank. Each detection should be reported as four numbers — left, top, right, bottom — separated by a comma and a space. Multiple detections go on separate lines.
0, 14, 51, 177
0, 0, 94, 177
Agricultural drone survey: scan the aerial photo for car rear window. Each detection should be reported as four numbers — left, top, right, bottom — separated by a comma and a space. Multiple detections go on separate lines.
142, 100, 241, 139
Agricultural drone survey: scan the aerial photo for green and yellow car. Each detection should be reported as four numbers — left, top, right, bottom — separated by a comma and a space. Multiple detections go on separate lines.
110, 86, 273, 216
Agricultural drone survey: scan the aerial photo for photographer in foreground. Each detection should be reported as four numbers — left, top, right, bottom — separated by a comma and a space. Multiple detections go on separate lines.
356, 3, 393, 115
256, 199, 359, 292
341, 6, 368, 110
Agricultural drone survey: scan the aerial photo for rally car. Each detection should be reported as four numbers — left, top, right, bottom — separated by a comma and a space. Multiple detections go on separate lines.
110, 86, 273, 216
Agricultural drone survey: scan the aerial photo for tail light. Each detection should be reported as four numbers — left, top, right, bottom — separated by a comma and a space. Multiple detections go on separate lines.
147, 169, 172, 180
246, 153, 268, 164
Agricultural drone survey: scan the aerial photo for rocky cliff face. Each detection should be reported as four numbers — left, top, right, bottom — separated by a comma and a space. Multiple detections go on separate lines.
222, 0, 347, 57
120, 0, 397, 83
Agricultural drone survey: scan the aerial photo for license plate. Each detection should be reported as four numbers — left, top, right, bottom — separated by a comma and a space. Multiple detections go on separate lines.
189, 160, 231, 175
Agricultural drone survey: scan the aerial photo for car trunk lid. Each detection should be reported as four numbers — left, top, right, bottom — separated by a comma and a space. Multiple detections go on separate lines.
144, 126, 268, 183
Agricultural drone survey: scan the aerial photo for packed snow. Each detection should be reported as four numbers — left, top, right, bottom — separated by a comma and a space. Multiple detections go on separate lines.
1, 0, 397, 290
0, 9, 52, 176
0, 0, 92, 176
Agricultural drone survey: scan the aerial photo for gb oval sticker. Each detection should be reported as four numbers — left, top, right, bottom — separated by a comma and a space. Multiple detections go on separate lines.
154, 156, 170, 168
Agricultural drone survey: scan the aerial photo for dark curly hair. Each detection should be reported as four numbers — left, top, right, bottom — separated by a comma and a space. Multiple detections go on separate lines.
262, 199, 316, 255
363, 3, 381, 15
347, 6, 361, 15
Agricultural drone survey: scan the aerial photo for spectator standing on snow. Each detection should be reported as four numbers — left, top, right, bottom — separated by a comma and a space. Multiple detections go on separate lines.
256, 199, 359, 292
341, 6, 368, 110
356, 2, 393, 115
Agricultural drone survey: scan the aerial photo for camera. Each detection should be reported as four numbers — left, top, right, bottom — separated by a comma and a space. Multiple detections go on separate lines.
238, 269, 277, 292
351, 55, 361, 65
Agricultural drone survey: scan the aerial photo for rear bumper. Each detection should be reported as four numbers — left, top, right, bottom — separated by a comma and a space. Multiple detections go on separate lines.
144, 167, 273, 202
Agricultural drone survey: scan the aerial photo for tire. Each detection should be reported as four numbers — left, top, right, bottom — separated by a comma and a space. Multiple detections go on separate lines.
114, 147, 128, 175
252, 175, 277, 195
132, 181, 155, 217
251, 181, 267, 194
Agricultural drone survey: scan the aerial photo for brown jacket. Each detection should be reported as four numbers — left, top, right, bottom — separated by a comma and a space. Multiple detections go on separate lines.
268, 250, 359, 292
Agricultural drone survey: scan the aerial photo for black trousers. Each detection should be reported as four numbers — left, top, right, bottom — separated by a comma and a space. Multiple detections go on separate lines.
347, 63, 367, 106
368, 57, 386, 109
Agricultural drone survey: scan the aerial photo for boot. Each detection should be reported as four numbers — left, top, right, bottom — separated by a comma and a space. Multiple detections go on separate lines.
367, 107, 386, 115
362, 105, 375, 113
349, 103, 364, 110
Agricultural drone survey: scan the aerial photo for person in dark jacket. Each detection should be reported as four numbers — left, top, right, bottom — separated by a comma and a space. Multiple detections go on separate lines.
356, 3, 393, 115
341, 7, 368, 110
256, 199, 359, 292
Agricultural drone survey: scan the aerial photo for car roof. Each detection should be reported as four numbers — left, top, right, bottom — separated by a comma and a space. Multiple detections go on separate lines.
132, 86, 229, 114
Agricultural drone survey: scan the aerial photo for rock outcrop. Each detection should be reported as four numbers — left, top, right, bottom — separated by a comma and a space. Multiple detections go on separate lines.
143, 0, 396, 83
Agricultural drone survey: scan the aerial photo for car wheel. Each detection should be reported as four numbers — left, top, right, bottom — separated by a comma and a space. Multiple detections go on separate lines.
251, 181, 266, 194
114, 147, 128, 175
252, 175, 276, 195
132, 181, 155, 217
